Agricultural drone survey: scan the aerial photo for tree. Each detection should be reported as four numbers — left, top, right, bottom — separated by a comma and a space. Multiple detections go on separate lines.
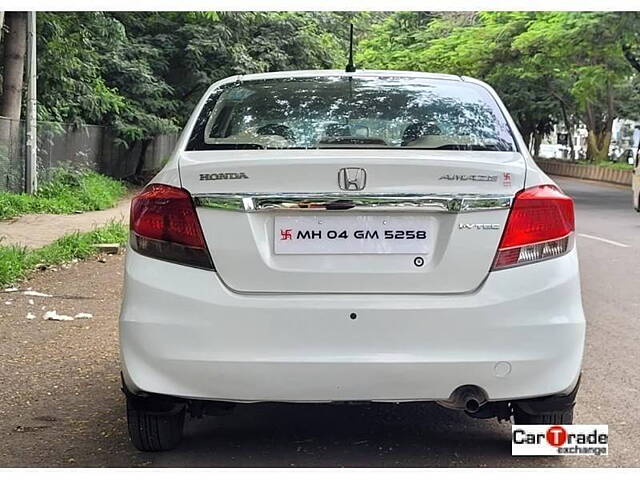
359, 11, 640, 161
620, 12, 640, 73
36, 12, 361, 143
111, 12, 359, 126
358, 12, 560, 155
356, 12, 438, 70
34, 12, 373, 177
1, 12, 27, 120
513, 13, 636, 162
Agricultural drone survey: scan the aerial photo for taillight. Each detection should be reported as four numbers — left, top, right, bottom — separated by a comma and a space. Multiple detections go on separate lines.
492, 184, 574, 270
130, 184, 214, 270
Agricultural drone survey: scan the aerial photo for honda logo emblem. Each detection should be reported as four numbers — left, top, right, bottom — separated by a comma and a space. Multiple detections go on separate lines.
338, 168, 367, 191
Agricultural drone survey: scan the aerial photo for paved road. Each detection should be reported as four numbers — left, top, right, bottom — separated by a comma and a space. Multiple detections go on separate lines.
0, 176, 638, 467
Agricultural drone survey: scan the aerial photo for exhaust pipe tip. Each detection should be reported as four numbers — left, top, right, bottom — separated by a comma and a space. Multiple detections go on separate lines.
465, 398, 481, 414
438, 385, 488, 412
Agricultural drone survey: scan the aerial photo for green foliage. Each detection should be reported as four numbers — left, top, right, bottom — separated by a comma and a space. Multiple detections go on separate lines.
37, 12, 177, 144
356, 12, 439, 70
358, 11, 640, 161
358, 12, 561, 147
0, 221, 127, 287
513, 13, 628, 109
0, 170, 126, 220
37, 12, 373, 144
36, 13, 127, 126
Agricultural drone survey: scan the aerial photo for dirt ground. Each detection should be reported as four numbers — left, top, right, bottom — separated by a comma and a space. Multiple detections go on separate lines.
0, 254, 143, 467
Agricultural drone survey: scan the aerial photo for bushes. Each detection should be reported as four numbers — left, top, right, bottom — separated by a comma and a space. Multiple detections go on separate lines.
0, 170, 126, 220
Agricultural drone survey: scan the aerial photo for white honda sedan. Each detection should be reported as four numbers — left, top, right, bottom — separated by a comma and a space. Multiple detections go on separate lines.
119, 70, 585, 451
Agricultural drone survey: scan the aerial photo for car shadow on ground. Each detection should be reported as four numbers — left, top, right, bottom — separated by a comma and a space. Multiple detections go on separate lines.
127, 401, 562, 467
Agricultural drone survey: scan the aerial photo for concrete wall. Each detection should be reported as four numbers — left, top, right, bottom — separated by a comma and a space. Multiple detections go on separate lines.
0, 116, 179, 192
535, 159, 633, 186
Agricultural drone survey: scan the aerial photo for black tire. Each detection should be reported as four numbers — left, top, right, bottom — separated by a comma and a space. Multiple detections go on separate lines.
512, 404, 574, 425
126, 398, 185, 451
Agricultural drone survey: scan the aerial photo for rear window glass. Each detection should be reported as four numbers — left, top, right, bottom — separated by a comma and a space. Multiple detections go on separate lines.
186, 76, 516, 151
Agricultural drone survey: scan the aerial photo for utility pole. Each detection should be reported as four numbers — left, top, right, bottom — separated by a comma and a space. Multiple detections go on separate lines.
25, 11, 37, 193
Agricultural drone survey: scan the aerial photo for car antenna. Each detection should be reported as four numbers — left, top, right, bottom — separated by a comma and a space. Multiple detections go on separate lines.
345, 23, 356, 73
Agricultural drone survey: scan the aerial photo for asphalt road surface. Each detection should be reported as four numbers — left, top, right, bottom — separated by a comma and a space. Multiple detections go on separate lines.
0, 176, 638, 467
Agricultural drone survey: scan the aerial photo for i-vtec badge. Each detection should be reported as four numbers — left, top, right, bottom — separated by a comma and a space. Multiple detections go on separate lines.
200, 172, 249, 181
459, 223, 501, 230
439, 174, 498, 182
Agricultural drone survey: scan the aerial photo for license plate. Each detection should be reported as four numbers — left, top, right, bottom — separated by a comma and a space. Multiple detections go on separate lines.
274, 215, 432, 254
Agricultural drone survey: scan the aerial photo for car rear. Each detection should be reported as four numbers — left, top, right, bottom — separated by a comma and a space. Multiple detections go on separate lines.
119, 71, 585, 450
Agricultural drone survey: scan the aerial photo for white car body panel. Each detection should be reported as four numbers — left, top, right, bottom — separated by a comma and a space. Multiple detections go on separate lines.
121, 70, 585, 404
120, 247, 583, 402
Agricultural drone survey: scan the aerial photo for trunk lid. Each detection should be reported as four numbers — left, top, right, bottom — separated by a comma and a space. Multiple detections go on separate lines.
179, 149, 525, 294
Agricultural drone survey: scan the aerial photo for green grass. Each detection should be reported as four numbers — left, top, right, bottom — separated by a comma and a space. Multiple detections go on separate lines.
0, 221, 128, 288
0, 170, 126, 220
595, 161, 635, 171
575, 160, 635, 170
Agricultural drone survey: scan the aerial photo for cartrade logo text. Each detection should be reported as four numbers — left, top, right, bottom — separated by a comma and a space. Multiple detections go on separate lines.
512, 425, 608, 456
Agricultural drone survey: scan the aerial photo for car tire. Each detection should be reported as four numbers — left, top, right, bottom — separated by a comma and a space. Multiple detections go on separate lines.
512, 404, 574, 425
126, 398, 185, 451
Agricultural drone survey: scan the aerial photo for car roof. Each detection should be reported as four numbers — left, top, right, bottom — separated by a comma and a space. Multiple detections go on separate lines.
235, 69, 464, 83
203, 71, 494, 99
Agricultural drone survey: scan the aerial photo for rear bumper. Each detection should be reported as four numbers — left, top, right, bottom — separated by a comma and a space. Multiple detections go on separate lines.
119, 249, 585, 403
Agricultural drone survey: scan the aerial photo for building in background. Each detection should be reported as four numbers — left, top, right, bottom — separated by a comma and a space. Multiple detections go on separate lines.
539, 119, 638, 162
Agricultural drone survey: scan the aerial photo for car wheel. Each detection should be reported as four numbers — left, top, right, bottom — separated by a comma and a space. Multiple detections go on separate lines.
512, 404, 574, 425
126, 398, 185, 451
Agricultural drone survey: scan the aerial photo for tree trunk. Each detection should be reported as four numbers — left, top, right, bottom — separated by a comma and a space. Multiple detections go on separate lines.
557, 98, 575, 161
130, 138, 152, 183
586, 130, 612, 163
583, 89, 615, 163
0, 12, 27, 182
533, 131, 543, 157
1, 12, 27, 121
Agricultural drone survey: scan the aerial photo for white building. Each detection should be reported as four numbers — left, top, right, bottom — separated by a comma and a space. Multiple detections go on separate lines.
539, 118, 639, 161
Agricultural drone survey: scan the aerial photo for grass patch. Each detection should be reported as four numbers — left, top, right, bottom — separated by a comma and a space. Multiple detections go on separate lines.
0, 221, 127, 288
575, 160, 635, 170
0, 170, 126, 220
595, 161, 635, 171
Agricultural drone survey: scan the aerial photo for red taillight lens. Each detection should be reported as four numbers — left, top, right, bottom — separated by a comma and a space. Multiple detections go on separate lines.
492, 185, 574, 270
130, 184, 214, 269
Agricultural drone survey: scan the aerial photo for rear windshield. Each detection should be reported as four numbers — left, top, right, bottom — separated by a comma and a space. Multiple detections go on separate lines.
186, 76, 517, 151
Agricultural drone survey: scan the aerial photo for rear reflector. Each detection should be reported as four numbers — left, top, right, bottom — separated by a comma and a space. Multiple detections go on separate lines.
130, 184, 214, 270
492, 185, 574, 270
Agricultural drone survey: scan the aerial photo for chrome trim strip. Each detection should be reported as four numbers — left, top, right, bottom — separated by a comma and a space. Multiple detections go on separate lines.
193, 193, 512, 213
